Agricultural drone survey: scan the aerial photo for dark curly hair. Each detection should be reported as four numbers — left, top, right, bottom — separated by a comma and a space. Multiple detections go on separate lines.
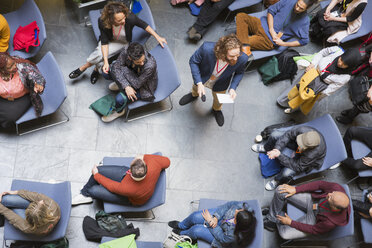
100, 1, 129, 29
127, 42, 145, 61
214, 34, 242, 61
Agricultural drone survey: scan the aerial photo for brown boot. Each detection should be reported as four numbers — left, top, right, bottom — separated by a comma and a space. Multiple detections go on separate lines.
242, 45, 251, 56
187, 27, 202, 41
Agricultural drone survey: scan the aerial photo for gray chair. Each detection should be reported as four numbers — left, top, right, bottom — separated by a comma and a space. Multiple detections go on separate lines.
15, 51, 68, 135
101, 237, 163, 248
197, 198, 263, 248
3, 0, 47, 58
3, 180, 71, 247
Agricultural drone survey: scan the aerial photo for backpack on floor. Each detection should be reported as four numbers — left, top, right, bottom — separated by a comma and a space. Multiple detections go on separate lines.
95, 210, 128, 233
349, 76, 371, 105
259, 153, 281, 178
40, 238, 69, 248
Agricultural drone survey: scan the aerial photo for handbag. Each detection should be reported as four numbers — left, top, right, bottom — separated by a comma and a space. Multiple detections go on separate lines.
176, 241, 198, 248
89, 94, 116, 116
163, 232, 192, 248
258, 56, 280, 85
13, 21, 40, 52
99, 234, 137, 248
349, 76, 370, 105
259, 153, 281, 178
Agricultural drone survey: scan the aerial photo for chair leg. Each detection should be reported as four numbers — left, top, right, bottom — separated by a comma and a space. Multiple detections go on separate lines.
346, 175, 359, 185
123, 209, 156, 221
280, 239, 293, 247
222, 11, 231, 27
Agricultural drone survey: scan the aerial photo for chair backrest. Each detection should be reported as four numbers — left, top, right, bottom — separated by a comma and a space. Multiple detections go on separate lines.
16, 52, 67, 124
360, 190, 372, 243
4, 180, 71, 242
3, 0, 46, 58
128, 44, 181, 110
89, 9, 101, 41
287, 184, 354, 241
351, 139, 372, 177
228, 0, 263, 11
197, 199, 263, 248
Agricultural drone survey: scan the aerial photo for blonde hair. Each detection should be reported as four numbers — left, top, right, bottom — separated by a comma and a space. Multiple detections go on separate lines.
25, 201, 58, 231
214, 34, 242, 61
100, 1, 129, 29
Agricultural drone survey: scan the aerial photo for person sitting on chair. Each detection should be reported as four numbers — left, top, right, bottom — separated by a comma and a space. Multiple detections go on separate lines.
252, 126, 326, 190
262, 181, 350, 240
353, 191, 372, 220
68, 1, 166, 84
0, 190, 60, 235
168, 201, 257, 247
0, 14, 10, 52
235, 0, 316, 53
100, 42, 158, 122
71, 154, 170, 206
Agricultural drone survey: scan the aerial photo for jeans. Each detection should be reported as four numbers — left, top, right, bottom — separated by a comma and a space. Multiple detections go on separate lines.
1, 195, 30, 209
81, 165, 132, 205
178, 208, 217, 243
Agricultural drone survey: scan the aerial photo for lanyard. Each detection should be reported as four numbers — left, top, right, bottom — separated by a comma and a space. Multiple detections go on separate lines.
295, 147, 302, 154
319, 199, 340, 212
216, 60, 228, 74
321, 60, 335, 74
113, 24, 123, 40
342, 0, 350, 11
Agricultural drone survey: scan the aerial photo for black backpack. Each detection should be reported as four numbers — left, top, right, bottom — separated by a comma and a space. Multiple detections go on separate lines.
349, 76, 371, 105
272, 49, 300, 83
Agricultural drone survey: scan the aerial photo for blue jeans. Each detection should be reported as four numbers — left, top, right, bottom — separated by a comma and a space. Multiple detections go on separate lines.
178, 208, 217, 243
81, 165, 132, 205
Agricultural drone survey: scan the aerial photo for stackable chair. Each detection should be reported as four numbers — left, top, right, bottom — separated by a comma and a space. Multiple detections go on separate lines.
122, 44, 181, 122
101, 237, 163, 248
89, 0, 156, 44
197, 198, 263, 248
223, 0, 263, 27
15, 52, 68, 135
3, 0, 47, 58
283, 184, 354, 247
102, 152, 166, 220
357, 190, 372, 246
2, 180, 71, 247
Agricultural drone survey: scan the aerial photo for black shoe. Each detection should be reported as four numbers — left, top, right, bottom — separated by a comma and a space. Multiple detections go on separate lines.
172, 228, 182, 235
212, 109, 224, 126
261, 207, 270, 216
90, 69, 100, 84
341, 109, 352, 116
179, 93, 197, 106
187, 27, 202, 41
264, 219, 276, 232
168, 220, 180, 229
0, 214, 4, 227
69, 68, 84, 79
336, 115, 353, 125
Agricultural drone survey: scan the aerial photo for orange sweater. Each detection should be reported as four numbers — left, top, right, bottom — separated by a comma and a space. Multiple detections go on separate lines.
94, 154, 170, 205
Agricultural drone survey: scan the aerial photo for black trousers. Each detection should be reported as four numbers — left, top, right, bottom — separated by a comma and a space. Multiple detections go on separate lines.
340, 106, 362, 123
353, 199, 372, 216
343, 126, 372, 171
0, 95, 31, 128
192, 0, 234, 35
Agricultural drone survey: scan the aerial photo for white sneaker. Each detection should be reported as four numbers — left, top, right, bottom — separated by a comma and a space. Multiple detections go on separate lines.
284, 108, 293, 114
251, 144, 266, 153
101, 109, 126, 123
265, 179, 279, 191
71, 194, 93, 206
108, 82, 119, 91
255, 135, 263, 143
329, 162, 341, 170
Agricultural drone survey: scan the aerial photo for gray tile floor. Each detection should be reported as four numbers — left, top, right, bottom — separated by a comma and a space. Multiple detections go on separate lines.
1, 0, 372, 247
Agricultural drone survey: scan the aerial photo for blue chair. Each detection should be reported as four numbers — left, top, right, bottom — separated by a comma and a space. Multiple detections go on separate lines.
3, 180, 71, 246
101, 237, 163, 248
89, 0, 156, 44
359, 190, 372, 245
102, 152, 166, 220
223, 0, 263, 26
3, 0, 47, 59
15, 51, 68, 135
123, 44, 181, 122
197, 198, 263, 248
284, 184, 354, 246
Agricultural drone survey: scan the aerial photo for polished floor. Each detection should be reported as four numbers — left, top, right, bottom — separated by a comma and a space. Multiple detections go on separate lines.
0, 0, 371, 247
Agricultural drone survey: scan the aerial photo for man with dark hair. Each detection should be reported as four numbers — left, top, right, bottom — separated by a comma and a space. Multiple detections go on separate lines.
179, 34, 248, 126
71, 154, 170, 206
236, 0, 315, 51
263, 181, 350, 240
101, 42, 158, 122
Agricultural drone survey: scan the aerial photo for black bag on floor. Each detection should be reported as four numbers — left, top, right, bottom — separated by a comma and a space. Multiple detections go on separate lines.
349, 76, 371, 105
272, 49, 300, 82
260, 119, 297, 140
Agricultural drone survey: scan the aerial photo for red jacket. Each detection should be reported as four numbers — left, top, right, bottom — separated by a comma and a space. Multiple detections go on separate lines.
290, 181, 350, 235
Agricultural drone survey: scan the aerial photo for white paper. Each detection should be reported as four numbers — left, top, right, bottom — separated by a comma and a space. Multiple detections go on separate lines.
217, 93, 234, 104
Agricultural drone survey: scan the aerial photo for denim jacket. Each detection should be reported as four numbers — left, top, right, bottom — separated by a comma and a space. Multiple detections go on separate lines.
208, 201, 251, 248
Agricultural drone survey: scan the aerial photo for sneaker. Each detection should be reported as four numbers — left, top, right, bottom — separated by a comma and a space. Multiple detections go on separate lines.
329, 162, 341, 170
261, 207, 270, 216
284, 108, 293, 114
212, 109, 224, 127
101, 109, 126, 123
71, 194, 93, 206
265, 179, 279, 191
168, 220, 180, 229
336, 115, 353, 124
90, 69, 100, 84
251, 144, 266, 153
341, 109, 352, 116
264, 219, 276, 232
179, 93, 197, 106
69, 68, 84, 79
255, 134, 263, 143
108, 82, 119, 91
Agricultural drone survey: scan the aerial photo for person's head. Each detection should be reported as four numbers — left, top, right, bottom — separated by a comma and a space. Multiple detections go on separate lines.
129, 156, 147, 181
327, 191, 350, 211
0, 52, 17, 76
214, 34, 242, 66
127, 42, 146, 67
293, 0, 317, 13
296, 131, 321, 151
25, 200, 58, 231
337, 48, 362, 70
234, 207, 256, 246
100, 1, 129, 29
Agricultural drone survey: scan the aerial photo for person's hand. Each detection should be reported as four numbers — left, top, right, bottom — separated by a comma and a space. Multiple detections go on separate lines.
157, 36, 167, 48
202, 209, 217, 227
324, 14, 334, 21
277, 184, 296, 198
362, 157, 372, 167
229, 89, 237, 100
197, 83, 205, 98
0, 191, 18, 202
270, 29, 278, 40
188, 0, 195, 4
125, 86, 137, 101
277, 213, 292, 225
273, 37, 285, 46
267, 149, 281, 159
33, 84, 44, 94
92, 164, 99, 175
369, 53, 372, 65
306, 64, 315, 72
324, 8, 331, 16
209, 216, 218, 228
102, 62, 109, 74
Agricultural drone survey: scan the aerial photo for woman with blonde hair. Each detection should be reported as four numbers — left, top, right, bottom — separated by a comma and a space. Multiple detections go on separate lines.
0, 190, 60, 235
69, 1, 167, 84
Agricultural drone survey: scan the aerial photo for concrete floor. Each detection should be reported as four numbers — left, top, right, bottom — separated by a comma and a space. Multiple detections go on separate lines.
0, 0, 372, 247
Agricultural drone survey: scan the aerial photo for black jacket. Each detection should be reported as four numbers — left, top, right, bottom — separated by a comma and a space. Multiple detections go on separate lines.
98, 13, 148, 45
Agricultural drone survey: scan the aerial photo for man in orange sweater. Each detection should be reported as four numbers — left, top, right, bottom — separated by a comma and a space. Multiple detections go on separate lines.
71, 154, 170, 206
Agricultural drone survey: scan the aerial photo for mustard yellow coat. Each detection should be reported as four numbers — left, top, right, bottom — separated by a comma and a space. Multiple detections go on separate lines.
0, 14, 10, 52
